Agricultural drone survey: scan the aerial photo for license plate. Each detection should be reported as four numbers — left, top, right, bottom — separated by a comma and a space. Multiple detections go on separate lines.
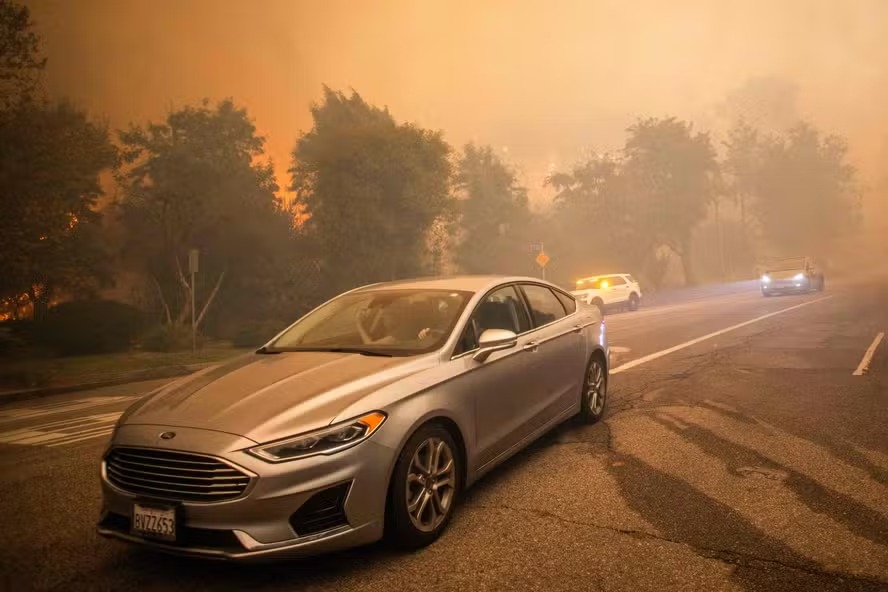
132, 503, 177, 541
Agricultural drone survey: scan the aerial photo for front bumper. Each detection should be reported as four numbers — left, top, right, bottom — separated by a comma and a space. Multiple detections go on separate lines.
761, 279, 810, 294
97, 425, 396, 561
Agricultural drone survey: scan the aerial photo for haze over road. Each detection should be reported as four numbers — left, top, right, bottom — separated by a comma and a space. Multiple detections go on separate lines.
1, 279, 886, 592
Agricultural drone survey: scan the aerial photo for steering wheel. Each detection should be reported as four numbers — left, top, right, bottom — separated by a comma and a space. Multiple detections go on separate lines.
356, 307, 383, 343
418, 327, 447, 340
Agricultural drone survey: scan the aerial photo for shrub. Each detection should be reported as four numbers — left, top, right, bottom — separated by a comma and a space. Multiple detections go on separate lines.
36, 300, 145, 356
0, 320, 54, 388
139, 324, 199, 352
230, 319, 288, 349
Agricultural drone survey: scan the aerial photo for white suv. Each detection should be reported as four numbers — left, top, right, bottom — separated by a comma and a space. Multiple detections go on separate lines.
571, 274, 642, 313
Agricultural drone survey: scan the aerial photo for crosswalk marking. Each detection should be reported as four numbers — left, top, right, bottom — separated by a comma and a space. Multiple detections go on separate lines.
0, 400, 126, 447
47, 429, 114, 447
0, 396, 135, 424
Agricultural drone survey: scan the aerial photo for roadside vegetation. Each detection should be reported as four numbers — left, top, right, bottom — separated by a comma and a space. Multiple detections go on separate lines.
0, 0, 862, 384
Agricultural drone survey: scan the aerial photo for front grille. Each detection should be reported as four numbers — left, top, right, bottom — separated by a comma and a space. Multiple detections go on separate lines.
105, 447, 251, 503
289, 482, 351, 536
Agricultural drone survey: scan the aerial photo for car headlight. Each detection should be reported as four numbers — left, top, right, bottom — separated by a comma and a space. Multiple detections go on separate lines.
793, 273, 805, 281
761, 275, 771, 283
247, 411, 386, 462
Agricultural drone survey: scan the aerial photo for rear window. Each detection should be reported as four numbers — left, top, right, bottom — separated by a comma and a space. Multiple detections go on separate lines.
554, 290, 576, 314
521, 284, 567, 326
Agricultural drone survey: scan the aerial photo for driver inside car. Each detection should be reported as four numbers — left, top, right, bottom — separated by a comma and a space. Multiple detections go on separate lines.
356, 298, 434, 345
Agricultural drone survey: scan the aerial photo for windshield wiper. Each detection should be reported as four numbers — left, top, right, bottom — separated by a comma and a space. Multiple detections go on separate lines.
256, 346, 394, 357
323, 347, 394, 357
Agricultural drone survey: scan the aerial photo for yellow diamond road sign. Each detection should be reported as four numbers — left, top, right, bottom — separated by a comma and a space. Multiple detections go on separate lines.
535, 251, 550, 268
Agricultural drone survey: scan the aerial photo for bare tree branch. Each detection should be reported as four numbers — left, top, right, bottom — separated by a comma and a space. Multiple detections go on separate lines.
149, 274, 172, 325
194, 270, 226, 329
174, 255, 190, 291
174, 255, 193, 324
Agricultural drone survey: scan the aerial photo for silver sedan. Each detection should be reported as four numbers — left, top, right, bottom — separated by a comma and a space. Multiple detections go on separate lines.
97, 275, 609, 560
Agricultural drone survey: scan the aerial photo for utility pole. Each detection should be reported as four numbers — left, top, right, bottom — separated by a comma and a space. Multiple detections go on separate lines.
189, 249, 199, 353
714, 200, 726, 279
542, 242, 546, 281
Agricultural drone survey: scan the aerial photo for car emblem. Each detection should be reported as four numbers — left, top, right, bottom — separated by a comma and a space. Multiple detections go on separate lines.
159, 431, 176, 440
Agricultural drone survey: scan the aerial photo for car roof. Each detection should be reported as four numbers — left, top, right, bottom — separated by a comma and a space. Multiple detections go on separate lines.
578, 273, 628, 281
765, 257, 808, 268
350, 275, 556, 294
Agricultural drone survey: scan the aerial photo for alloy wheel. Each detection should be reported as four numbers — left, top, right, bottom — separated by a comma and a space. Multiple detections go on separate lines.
405, 437, 456, 532
586, 359, 606, 415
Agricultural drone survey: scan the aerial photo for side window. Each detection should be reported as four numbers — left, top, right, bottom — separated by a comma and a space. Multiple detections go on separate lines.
625, 275, 637, 284
453, 286, 530, 356
609, 276, 627, 286
554, 290, 576, 314
474, 286, 531, 335
521, 284, 567, 327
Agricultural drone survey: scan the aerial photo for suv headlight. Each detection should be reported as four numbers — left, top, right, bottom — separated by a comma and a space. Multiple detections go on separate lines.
761, 275, 771, 283
793, 273, 805, 281
247, 411, 386, 462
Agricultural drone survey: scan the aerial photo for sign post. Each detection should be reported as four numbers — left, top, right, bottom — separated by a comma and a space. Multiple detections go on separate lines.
534, 243, 550, 280
188, 249, 199, 353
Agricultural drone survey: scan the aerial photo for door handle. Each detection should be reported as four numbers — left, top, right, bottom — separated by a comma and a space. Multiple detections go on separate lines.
523, 341, 539, 352
572, 325, 583, 333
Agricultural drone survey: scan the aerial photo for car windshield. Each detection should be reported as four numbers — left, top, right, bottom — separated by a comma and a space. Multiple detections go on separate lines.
576, 277, 610, 289
767, 258, 807, 271
267, 289, 472, 356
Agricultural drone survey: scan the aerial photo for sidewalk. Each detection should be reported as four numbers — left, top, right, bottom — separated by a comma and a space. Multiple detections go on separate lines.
0, 361, 218, 404
0, 347, 249, 405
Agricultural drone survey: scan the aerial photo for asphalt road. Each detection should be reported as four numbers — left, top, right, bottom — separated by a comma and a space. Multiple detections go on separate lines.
1, 278, 886, 592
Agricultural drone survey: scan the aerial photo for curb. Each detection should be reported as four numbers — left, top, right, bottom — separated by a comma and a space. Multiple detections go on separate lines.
0, 362, 214, 405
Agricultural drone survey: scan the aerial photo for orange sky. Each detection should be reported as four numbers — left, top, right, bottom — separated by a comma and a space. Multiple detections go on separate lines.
26, 0, 888, 217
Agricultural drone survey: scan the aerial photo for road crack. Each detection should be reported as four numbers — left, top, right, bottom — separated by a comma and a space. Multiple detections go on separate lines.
464, 502, 888, 587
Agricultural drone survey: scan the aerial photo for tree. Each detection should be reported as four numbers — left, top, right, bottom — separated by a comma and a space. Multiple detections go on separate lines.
453, 144, 531, 275
0, 100, 117, 319
723, 119, 762, 233
752, 123, 859, 257
0, 0, 45, 109
622, 117, 719, 285
546, 155, 653, 279
290, 87, 452, 295
117, 99, 293, 337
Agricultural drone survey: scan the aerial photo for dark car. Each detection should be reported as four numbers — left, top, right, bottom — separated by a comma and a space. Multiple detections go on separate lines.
760, 257, 825, 296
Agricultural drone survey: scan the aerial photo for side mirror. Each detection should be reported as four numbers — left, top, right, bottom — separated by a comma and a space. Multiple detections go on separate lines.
473, 329, 518, 362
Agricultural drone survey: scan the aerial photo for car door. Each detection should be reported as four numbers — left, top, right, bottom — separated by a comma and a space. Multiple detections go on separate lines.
606, 275, 628, 304
451, 285, 539, 470
517, 283, 587, 430
625, 274, 641, 297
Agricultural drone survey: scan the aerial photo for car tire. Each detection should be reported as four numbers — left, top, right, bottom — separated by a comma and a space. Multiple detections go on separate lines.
385, 423, 461, 550
578, 354, 607, 424
762, 290, 772, 297
628, 293, 640, 311
591, 298, 604, 316
817, 276, 825, 291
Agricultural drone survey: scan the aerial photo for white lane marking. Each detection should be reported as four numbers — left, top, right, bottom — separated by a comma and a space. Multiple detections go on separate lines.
610, 296, 833, 374
852, 332, 885, 376
0, 411, 121, 446
0, 396, 135, 423
609, 346, 632, 354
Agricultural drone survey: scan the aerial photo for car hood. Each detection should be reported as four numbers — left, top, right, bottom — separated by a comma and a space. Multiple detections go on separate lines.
120, 352, 431, 444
